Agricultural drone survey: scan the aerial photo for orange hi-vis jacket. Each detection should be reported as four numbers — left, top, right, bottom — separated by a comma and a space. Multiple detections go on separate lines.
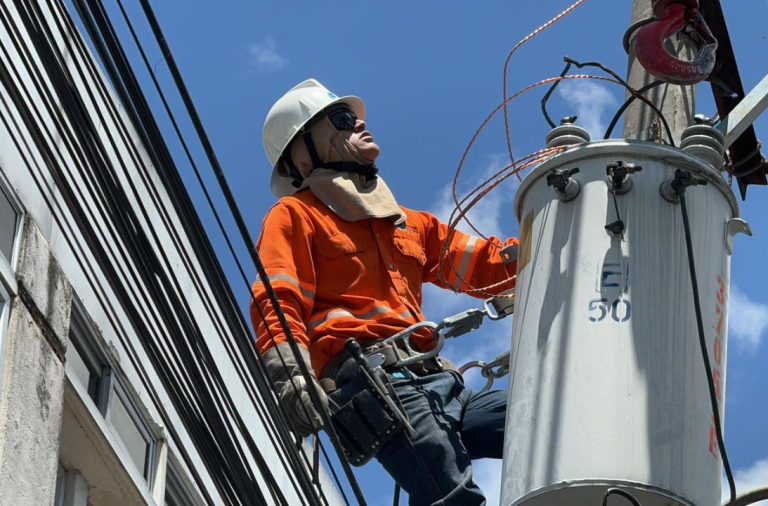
250, 190, 518, 377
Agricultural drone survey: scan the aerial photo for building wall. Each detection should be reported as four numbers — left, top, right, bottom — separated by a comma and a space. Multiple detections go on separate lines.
0, 0, 343, 504
0, 218, 70, 506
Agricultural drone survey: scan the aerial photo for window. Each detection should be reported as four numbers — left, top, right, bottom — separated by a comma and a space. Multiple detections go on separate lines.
66, 301, 158, 485
67, 306, 111, 414
0, 183, 19, 262
165, 458, 203, 506
0, 178, 20, 392
107, 385, 154, 479
54, 464, 89, 506
0, 285, 9, 337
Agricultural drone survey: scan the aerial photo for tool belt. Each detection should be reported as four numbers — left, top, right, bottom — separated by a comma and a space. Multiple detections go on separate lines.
327, 360, 404, 466
319, 339, 443, 394
320, 338, 457, 466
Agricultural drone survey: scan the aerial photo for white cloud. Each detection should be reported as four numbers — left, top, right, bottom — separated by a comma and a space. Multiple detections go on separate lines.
729, 286, 768, 350
249, 38, 288, 72
557, 81, 618, 140
723, 457, 768, 503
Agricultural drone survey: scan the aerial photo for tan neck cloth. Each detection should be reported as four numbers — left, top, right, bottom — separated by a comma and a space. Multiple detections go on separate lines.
287, 117, 405, 224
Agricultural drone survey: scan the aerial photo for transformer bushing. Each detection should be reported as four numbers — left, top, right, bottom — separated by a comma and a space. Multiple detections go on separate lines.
545, 118, 591, 149
680, 116, 727, 172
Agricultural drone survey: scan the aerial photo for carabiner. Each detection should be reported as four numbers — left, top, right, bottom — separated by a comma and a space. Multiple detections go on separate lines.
631, 0, 717, 85
458, 360, 495, 391
381, 321, 441, 368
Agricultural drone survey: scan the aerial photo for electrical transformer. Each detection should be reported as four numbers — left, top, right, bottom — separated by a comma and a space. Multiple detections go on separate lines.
501, 123, 750, 506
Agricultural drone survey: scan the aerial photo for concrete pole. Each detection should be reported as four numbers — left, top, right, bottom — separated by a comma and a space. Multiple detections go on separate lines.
624, 0, 697, 144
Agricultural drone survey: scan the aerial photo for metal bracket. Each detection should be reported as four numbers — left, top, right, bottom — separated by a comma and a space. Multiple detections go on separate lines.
606, 160, 642, 195
660, 169, 708, 203
500, 244, 519, 265
484, 292, 515, 320
546, 167, 580, 202
716, 73, 768, 150
724, 218, 752, 255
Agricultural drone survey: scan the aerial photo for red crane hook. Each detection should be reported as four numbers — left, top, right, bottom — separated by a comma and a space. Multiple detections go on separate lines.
631, 0, 718, 85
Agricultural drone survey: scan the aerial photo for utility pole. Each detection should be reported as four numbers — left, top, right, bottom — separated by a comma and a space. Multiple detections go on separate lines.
624, 0, 696, 144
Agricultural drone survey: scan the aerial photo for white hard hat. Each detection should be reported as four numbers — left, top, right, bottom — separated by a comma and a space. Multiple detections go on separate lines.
263, 78, 365, 196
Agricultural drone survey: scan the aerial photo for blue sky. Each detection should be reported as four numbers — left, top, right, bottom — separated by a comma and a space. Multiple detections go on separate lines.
106, 1, 768, 504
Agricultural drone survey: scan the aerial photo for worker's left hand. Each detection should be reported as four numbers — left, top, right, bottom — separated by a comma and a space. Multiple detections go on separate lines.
276, 374, 328, 437
262, 343, 328, 437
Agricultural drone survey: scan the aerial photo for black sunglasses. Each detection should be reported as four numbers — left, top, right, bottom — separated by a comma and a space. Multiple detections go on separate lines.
326, 108, 357, 131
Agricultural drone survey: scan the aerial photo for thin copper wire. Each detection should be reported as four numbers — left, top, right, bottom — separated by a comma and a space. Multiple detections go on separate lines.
450, 74, 617, 235
439, 147, 564, 297
502, 0, 589, 167
439, 75, 620, 296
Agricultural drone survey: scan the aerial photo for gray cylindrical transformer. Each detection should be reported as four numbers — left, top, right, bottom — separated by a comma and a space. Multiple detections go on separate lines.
502, 139, 748, 506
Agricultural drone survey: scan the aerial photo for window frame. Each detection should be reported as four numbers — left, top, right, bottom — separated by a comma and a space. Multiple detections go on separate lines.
0, 170, 23, 291
108, 380, 159, 485
164, 454, 205, 506
65, 299, 161, 488
0, 172, 22, 396
67, 303, 112, 414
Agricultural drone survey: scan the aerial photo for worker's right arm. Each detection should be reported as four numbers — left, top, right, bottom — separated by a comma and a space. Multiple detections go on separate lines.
250, 200, 316, 356
250, 202, 328, 437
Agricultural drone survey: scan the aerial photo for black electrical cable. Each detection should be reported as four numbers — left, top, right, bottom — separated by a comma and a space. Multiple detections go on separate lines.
59, 4, 288, 503
603, 81, 664, 139
64, 0, 344, 503
91, 0, 340, 501
601, 487, 641, 506
134, 2, 368, 504
0, 28, 228, 505
561, 57, 676, 146
63, 0, 318, 498
22, 2, 255, 496
56, 0, 302, 474
56, 4, 311, 495
4, 2, 289, 503
541, 59, 574, 128
0, 6, 195, 495
673, 170, 737, 506
622, 17, 657, 54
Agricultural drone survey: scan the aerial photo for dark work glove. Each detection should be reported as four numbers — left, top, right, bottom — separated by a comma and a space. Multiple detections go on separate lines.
263, 343, 328, 437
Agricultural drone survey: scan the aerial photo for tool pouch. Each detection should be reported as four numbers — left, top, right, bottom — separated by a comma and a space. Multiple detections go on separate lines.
329, 363, 404, 466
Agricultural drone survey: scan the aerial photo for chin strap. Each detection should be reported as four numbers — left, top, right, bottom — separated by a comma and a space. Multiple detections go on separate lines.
301, 132, 378, 183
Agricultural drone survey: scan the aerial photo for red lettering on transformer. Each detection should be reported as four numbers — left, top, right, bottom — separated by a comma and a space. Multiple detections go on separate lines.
713, 369, 722, 402
709, 276, 726, 459
709, 417, 719, 458
713, 338, 722, 370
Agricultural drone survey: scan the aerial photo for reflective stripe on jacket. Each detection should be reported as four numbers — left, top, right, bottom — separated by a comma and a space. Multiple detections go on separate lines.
250, 190, 517, 377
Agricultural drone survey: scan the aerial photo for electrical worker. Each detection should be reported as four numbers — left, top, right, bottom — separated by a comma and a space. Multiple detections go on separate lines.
251, 78, 518, 506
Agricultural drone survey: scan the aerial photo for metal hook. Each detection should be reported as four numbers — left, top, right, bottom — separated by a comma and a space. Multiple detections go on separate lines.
631, 0, 718, 85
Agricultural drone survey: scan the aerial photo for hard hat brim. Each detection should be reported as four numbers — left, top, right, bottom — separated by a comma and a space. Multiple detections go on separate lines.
270, 95, 365, 197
